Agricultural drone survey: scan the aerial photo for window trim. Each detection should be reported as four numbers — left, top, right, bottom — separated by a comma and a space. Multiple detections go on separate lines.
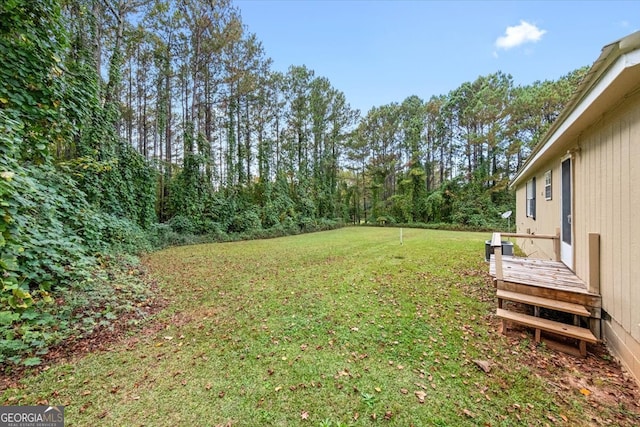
526, 178, 536, 219
544, 170, 552, 201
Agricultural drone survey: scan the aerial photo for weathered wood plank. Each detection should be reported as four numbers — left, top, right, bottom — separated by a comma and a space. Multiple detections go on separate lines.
497, 281, 602, 314
495, 264, 586, 284
497, 257, 582, 277
489, 257, 589, 290
491, 233, 504, 286
501, 232, 557, 240
494, 268, 588, 290
490, 268, 588, 292
496, 289, 590, 316
496, 308, 598, 343
490, 232, 502, 247
541, 337, 585, 357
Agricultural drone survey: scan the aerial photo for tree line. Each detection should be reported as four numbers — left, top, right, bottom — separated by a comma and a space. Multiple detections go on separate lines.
346, 68, 585, 227
104, 0, 585, 231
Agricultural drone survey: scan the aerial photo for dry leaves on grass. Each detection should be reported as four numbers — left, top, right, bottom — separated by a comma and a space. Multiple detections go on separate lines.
499, 322, 640, 425
473, 359, 492, 373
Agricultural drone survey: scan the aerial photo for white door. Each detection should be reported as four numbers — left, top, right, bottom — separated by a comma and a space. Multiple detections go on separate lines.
561, 158, 573, 268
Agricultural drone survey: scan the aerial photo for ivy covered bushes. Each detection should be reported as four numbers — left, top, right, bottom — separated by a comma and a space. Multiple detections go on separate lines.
160, 145, 345, 248
0, 113, 155, 366
0, 1, 157, 366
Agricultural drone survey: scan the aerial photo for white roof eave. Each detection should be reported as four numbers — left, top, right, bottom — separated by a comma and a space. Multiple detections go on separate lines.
511, 32, 640, 188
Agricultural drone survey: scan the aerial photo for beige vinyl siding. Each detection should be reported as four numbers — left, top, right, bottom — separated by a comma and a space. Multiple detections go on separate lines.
514, 165, 560, 260
573, 90, 640, 342
630, 101, 640, 347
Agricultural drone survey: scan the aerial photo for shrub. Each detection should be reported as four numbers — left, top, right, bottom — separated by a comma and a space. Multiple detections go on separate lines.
167, 215, 196, 234
228, 209, 261, 233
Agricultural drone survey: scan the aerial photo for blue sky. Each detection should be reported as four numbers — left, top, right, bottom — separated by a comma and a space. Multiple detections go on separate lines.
235, 0, 639, 115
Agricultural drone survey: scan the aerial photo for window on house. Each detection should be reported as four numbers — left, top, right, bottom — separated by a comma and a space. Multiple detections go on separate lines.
526, 178, 536, 219
544, 170, 552, 200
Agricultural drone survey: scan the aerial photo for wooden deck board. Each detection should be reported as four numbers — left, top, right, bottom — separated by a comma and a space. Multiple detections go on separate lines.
498, 281, 602, 313
496, 289, 591, 316
496, 308, 598, 343
489, 256, 593, 294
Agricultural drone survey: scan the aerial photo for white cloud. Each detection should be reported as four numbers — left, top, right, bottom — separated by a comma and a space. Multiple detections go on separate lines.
495, 20, 546, 50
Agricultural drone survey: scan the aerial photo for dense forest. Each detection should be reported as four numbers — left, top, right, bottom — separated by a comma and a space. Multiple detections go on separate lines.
0, 0, 587, 364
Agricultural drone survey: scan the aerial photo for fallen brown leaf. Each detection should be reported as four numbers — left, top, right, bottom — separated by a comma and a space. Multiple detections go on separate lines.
473, 359, 492, 373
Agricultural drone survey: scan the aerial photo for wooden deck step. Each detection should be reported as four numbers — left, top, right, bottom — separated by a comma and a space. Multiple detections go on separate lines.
497, 289, 590, 317
496, 308, 597, 357
496, 308, 597, 343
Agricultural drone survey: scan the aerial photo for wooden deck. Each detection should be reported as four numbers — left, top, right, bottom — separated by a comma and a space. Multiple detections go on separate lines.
488, 232, 602, 353
488, 254, 602, 314
489, 256, 590, 294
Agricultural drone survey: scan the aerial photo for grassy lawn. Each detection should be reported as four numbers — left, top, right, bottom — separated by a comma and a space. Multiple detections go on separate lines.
2, 227, 639, 426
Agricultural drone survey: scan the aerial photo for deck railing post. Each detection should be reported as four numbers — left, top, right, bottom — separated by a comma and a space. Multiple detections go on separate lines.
588, 233, 600, 295
494, 246, 503, 287
554, 227, 561, 262
491, 232, 504, 287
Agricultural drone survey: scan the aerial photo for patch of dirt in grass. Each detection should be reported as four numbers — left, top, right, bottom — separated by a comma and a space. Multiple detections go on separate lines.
500, 325, 640, 426
0, 277, 169, 393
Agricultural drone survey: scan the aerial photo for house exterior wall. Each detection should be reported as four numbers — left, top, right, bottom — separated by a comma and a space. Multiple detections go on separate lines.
573, 91, 640, 380
514, 89, 640, 382
514, 164, 560, 260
